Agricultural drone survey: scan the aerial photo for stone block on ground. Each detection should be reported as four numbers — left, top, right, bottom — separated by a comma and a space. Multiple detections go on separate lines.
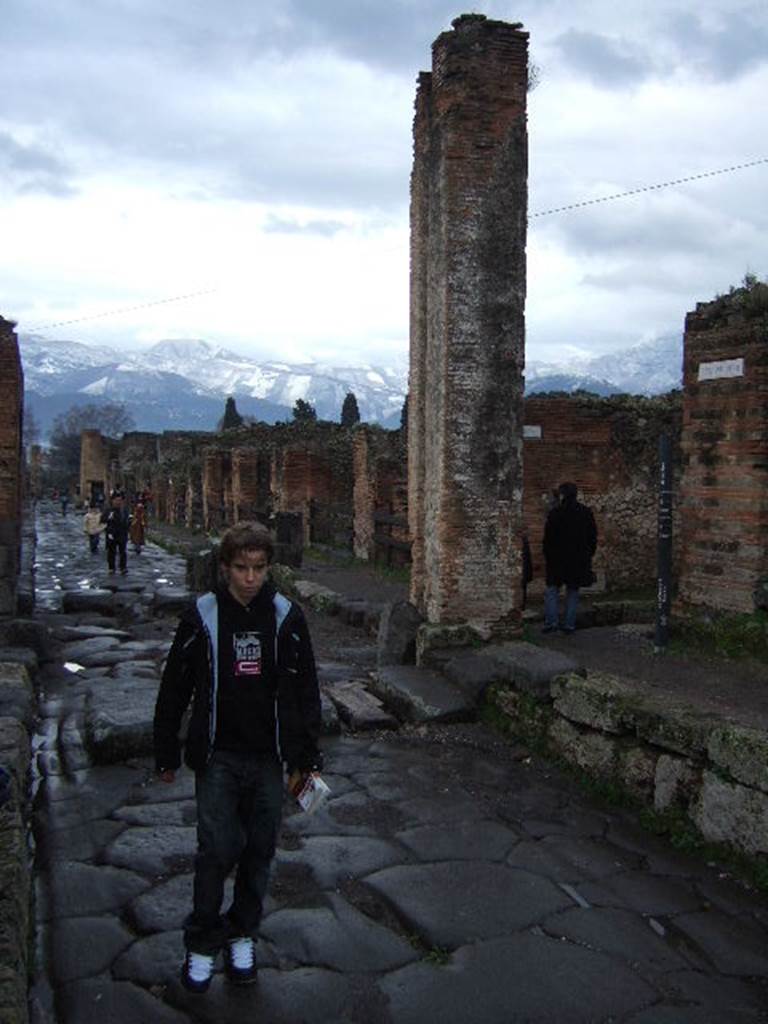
0, 619, 54, 661
371, 665, 474, 724
151, 587, 194, 617
61, 589, 115, 615
550, 671, 637, 734
377, 600, 424, 667
324, 681, 398, 731
691, 770, 768, 855
83, 682, 158, 763
707, 723, 768, 793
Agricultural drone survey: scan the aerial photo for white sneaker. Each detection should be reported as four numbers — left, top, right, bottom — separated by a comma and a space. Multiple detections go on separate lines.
225, 936, 257, 985
181, 951, 215, 993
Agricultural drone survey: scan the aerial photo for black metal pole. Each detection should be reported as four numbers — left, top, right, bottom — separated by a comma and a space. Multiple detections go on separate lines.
654, 433, 673, 653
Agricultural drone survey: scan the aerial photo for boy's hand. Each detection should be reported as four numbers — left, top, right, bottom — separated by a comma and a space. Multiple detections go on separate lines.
158, 769, 176, 784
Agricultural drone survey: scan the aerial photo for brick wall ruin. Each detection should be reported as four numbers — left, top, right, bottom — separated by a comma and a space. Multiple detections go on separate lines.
352, 427, 408, 565
677, 287, 768, 614
523, 394, 683, 591
0, 317, 24, 615
408, 15, 529, 637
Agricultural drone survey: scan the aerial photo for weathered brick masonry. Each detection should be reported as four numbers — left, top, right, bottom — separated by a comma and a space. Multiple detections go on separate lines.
409, 15, 528, 637
0, 317, 24, 615
678, 290, 768, 614
523, 394, 683, 590
353, 427, 408, 564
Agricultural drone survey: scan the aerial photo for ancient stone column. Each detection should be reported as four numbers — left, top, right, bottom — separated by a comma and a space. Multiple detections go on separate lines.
0, 316, 23, 615
677, 287, 768, 614
232, 447, 260, 523
79, 430, 108, 506
408, 15, 528, 637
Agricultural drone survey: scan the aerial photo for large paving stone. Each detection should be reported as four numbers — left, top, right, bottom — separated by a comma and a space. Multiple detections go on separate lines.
278, 835, 405, 889
152, 588, 195, 617
127, 875, 238, 933
580, 870, 703, 917
113, 798, 197, 827
548, 906, 692, 971
45, 860, 149, 918
37, 818, 125, 865
379, 933, 655, 1024
61, 590, 116, 615
260, 892, 418, 971
60, 636, 121, 661
372, 665, 473, 724
104, 825, 197, 875
672, 910, 768, 977
365, 862, 571, 948
50, 916, 134, 982
59, 977, 189, 1023
54, 625, 132, 642
166, 966, 378, 1024
397, 819, 518, 862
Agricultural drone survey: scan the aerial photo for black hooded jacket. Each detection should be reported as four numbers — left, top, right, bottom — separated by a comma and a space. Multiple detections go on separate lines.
153, 581, 322, 773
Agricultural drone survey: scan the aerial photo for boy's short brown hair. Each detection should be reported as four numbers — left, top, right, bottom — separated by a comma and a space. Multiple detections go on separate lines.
218, 522, 275, 566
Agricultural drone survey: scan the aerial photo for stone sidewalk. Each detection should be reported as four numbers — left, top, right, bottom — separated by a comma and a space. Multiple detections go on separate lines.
22, 506, 768, 1022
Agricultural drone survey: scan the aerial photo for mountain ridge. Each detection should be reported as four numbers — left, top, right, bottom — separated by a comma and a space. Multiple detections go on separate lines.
19, 332, 683, 439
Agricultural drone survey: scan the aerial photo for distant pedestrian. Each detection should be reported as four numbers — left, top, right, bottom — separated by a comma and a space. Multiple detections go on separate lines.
153, 522, 323, 993
130, 501, 147, 554
60, 492, 69, 516
542, 482, 597, 634
101, 489, 131, 574
83, 503, 105, 554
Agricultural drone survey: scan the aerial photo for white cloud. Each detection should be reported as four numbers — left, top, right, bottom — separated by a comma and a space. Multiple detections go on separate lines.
2, 0, 766, 370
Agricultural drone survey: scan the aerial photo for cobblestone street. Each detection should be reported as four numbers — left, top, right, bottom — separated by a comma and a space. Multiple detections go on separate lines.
28, 503, 768, 1023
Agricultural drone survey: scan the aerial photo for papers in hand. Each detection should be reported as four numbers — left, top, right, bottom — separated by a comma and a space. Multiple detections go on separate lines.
294, 773, 331, 814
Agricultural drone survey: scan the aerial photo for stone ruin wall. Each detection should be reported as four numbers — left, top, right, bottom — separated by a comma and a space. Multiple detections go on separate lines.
353, 427, 408, 564
523, 394, 683, 592
677, 294, 768, 614
0, 317, 24, 615
409, 15, 529, 637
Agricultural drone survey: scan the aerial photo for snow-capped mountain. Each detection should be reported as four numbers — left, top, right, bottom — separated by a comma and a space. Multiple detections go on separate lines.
19, 331, 682, 440
19, 335, 409, 438
525, 333, 683, 397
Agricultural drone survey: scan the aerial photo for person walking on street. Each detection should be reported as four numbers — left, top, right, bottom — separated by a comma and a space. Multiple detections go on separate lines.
542, 482, 597, 634
101, 489, 131, 574
129, 501, 147, 554
60, 491, 69, 516
153, 522, 323, 994
83, 503, 105, 554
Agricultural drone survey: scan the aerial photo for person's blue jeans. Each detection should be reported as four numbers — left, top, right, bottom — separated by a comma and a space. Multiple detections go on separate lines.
185, 749, 284, 955
544, 584, 580, 631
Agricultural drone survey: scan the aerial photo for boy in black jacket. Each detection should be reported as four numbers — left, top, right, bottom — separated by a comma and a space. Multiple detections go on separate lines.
154, 522, 323, 993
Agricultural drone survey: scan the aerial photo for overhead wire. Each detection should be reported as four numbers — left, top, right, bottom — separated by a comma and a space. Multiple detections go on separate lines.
23, 157, 767, 333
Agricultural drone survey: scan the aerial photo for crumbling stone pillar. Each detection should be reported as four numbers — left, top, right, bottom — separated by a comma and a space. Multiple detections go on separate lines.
79, 429, 109, 506
232, 448, 261, 523
0, 316, 23, 616
202, 448, 226, 532
408, 15, 528, 637
677, 290, 768, 614
353, 431, 376, 561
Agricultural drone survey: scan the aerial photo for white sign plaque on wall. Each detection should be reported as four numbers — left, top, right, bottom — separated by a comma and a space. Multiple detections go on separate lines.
698, 357, 745, 381
523, 425, 542, 439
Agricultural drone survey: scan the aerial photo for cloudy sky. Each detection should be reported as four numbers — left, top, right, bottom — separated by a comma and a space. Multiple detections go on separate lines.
2, 0, 766, 370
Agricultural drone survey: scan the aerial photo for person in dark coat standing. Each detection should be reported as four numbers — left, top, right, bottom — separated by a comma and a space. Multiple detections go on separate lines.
101, 489, 131, 574
542, 482, 597, 634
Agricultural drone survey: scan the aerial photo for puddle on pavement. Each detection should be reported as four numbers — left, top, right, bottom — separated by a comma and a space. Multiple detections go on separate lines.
63, 663, 85, 673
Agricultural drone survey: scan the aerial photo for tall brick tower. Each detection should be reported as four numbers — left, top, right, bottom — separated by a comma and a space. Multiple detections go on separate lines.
408, 14, 528, 637
677, 286, 768, 614
0, 316, 24, 615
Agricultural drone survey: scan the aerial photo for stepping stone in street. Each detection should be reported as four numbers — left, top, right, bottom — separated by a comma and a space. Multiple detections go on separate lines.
325, 680, 398, 731
61, 590, 115, 615
372, 665, 473, 724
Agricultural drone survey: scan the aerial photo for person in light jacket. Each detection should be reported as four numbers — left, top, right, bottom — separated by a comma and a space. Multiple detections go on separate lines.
153, 522, 322, 993
83, 503, 105, 554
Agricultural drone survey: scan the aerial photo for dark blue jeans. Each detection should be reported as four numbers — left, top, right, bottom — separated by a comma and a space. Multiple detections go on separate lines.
185, 750, 284, 955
